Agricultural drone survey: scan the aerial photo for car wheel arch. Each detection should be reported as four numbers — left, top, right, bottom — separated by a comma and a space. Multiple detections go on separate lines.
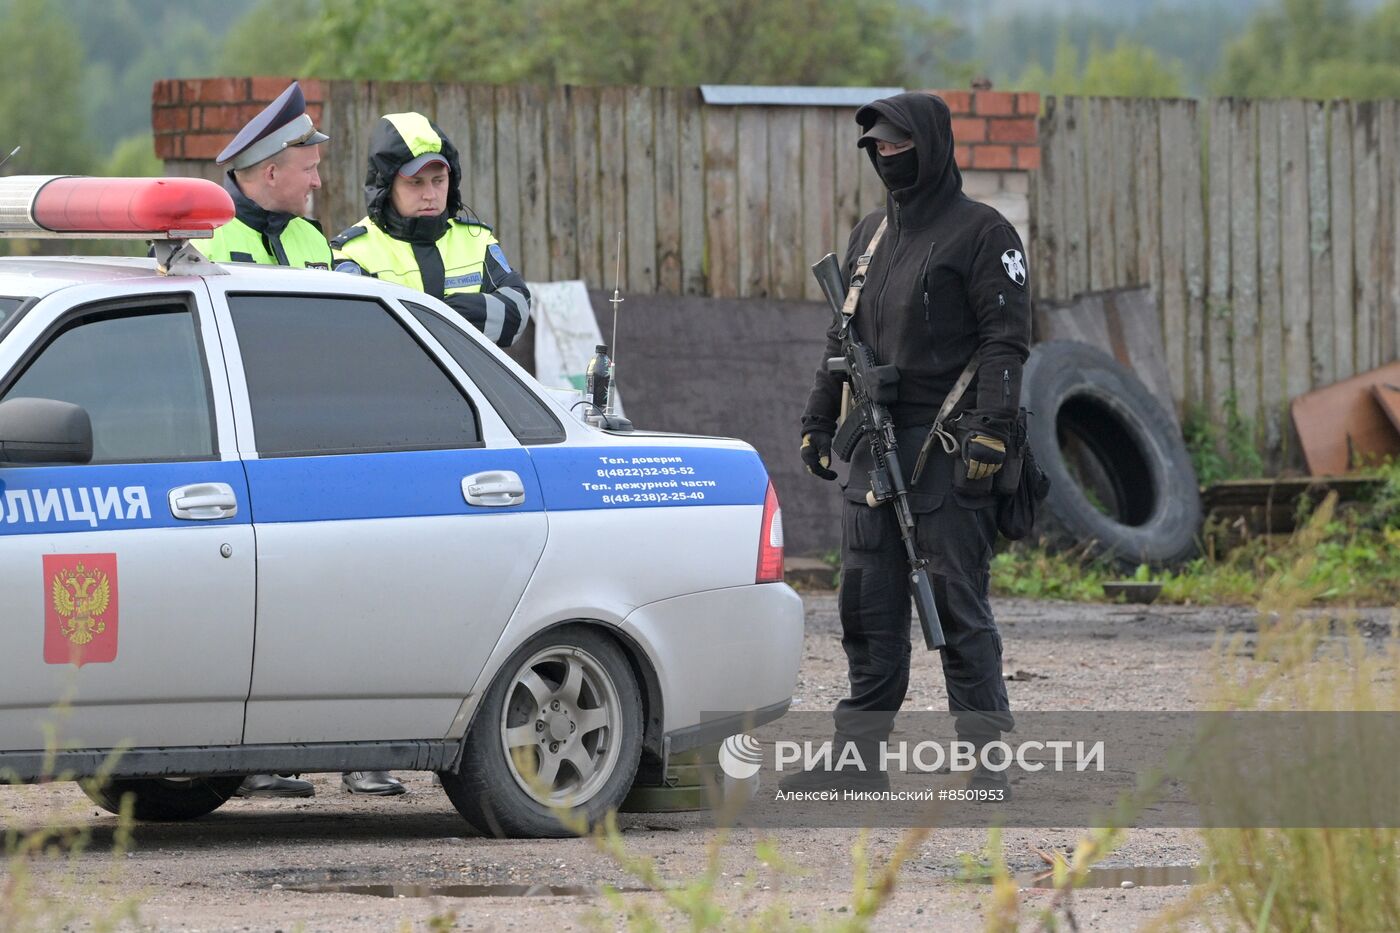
458, 618, 666, 778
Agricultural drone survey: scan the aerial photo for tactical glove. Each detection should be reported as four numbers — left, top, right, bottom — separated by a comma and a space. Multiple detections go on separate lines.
801, 431, 837, 481
964, 433, 1006, 480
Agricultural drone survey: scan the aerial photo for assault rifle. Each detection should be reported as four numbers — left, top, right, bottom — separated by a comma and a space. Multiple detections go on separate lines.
812, 252, 945, 651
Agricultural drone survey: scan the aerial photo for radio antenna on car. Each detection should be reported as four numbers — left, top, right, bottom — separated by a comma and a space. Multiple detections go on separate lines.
608, 231, 623, 376
0, 146, 20, 173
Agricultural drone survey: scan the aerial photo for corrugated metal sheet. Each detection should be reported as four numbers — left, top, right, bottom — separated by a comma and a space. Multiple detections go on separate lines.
699, 85, 904, 107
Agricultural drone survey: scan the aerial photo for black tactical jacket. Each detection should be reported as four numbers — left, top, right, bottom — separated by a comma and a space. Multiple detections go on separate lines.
802, 92, 1032, 442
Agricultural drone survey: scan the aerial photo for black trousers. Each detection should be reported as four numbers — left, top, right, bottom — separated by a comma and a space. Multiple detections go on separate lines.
833, 493, 1012, 756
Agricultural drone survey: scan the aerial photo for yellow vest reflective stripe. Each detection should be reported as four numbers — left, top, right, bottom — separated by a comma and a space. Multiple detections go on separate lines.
332, 218, 496, 295
193, 216, 332, 268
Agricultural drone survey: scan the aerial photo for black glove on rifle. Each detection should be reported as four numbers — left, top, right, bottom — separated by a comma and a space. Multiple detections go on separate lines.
801, 431, 837, 481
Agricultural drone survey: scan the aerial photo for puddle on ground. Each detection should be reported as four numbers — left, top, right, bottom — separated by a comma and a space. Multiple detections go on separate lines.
288, 882, 648, 898
1018, 865, 1200, 889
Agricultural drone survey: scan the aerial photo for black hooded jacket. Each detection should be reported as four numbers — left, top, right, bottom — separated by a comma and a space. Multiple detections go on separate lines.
802, 92, 1031, 443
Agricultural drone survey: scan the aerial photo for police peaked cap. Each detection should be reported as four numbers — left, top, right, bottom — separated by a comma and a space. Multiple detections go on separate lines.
217, 81, 330, 170
363, 112, 464, 226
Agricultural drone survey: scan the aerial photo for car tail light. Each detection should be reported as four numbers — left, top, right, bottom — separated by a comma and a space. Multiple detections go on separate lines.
755, 480, 784, 583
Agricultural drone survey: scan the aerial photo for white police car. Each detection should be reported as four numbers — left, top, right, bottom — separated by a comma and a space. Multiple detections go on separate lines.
0, 176, 802, 837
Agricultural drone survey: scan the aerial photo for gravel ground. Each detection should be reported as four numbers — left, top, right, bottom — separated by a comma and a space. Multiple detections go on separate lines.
6, 594, 1393, 932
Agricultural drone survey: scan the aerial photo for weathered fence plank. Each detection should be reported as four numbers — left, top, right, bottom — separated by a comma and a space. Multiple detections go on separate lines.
466, 85, 498, 236
678, 89, 706, 295
654, 87, 683, 295
1306, 101, 1334, 390
624, 88, 657, 293
1156, 100, 1186, 410
1062, 98, 1090, 297
1257, 101, 1285, 456
545, 86, 577, 283
737, 106, 771, 298
1352, 102, 1381, 378
767, 108, 805, 300
1330, 101, 1355, 381
1280, 100, 1312, 411
1031, 98, 1060, 302
832, 107, 864, 240
517, 85, 551, 283
800, 107, 836, 302
1134, 99, 1160, 293
1206, 99, 1234, 425
1229, 100, 1261, 432
597, 87, 628, 290
1182, 100, 1207, 410
571, 86, 604, 289
492, 86, 522, 261
1085, 98, 1115, 292
1112, 100, 1139, 287
702, 106, 739, 298
1381, 101, 1399, 367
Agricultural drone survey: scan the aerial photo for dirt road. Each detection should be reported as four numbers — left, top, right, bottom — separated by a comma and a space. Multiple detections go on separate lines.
7, 595, 1392, 931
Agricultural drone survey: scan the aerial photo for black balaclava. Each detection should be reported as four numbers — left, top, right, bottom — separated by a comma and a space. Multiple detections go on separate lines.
855, 93, 964, 224
875, 150, 919, 191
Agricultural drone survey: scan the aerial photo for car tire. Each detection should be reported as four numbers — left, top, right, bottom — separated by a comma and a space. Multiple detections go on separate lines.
80, 775, 245, 821
1022, 340, 1201, 567
440, 625, 644, 838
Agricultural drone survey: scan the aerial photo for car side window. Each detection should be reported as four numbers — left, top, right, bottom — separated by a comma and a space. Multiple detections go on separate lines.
1, 303, 214, 463
228, 294, 481, 457
405, 302, 565, 444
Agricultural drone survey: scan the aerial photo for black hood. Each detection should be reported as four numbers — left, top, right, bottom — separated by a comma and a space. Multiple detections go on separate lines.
363, 113, 464, 231
856, 92, 963, 223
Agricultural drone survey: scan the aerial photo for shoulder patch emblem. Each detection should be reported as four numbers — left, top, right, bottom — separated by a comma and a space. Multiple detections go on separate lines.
488, 243, 513, 275
1001, 249, 1026, 287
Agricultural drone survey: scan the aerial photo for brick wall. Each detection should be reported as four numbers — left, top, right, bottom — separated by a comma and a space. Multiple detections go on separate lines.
933, 89, 1042, 171
153, 77, 324, 162
153, 79, 1039, 174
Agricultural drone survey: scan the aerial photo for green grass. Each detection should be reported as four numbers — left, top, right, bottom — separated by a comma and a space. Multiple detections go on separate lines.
992, 462, 1400, 606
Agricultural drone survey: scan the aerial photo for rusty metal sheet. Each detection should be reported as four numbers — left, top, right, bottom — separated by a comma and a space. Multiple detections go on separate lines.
1290, 361, 1400, 475
1374, 381, 1400, 436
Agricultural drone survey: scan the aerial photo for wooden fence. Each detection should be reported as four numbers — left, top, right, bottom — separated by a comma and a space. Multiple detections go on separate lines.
1033, 96, 1400, 459
157, 80, 1040, 302
314, 82, 893, 303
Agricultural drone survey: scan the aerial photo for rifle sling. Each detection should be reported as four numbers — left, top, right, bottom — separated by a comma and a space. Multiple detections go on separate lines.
836, 218, 890, 430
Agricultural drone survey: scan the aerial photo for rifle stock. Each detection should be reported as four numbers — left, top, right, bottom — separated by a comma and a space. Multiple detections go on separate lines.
811, 252, 946, 651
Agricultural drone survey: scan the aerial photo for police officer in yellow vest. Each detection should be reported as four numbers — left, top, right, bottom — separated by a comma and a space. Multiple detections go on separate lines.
332, 112, 531, 347
202, 84, 406, 800
193, 81, 332, 270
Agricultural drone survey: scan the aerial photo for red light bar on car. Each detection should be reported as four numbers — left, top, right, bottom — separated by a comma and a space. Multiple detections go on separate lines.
0, 176, 234, 239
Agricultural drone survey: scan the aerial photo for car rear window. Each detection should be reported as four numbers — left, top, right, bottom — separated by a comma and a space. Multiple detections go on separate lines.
405, 302, 565, 445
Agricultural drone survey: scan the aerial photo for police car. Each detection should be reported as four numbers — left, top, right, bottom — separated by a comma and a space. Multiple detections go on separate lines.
0, 176, 802, 837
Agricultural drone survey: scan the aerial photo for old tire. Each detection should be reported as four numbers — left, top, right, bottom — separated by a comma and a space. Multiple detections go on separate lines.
1022, 340, 1201, 566
80, 775, 244, 821
440, 625, 643, 838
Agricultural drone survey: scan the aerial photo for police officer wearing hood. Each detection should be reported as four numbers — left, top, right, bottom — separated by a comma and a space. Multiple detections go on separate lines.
332, 113, 531, 348
193, 81, 333, 269
790, 92, 1030, 795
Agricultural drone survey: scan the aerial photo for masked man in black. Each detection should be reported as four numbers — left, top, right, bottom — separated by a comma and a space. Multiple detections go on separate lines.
789, 92, 1031, 795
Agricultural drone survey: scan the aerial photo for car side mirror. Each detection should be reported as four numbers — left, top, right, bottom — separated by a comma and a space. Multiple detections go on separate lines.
0, 397, 93, 465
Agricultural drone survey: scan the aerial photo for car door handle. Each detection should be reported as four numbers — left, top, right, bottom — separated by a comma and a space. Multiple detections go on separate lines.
462, 471, 526, 507
168, 483, 239, 520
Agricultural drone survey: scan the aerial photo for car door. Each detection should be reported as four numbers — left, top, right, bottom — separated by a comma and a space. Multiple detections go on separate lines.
0, 284, 254, 752
206, 282, 548, 744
